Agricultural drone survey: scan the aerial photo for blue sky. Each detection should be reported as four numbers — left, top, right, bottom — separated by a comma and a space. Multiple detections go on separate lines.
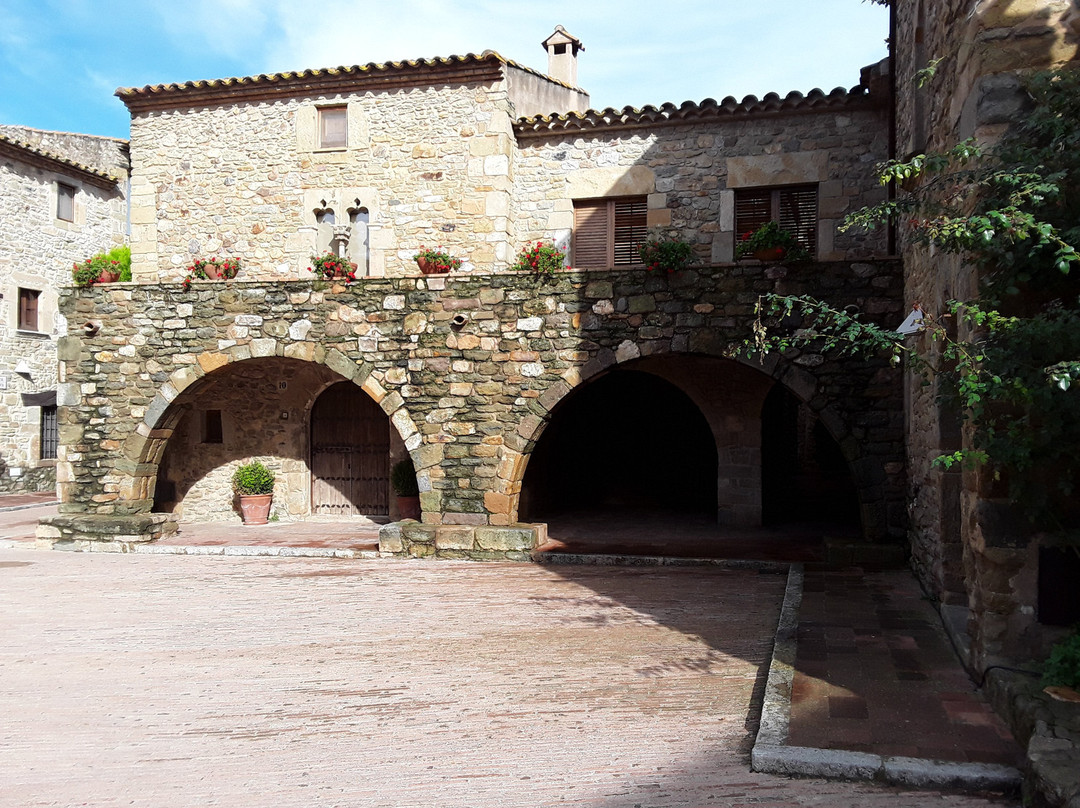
0, 1, 889, 140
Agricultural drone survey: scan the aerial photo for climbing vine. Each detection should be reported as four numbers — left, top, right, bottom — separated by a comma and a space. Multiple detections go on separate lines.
749, 68, 1080, 528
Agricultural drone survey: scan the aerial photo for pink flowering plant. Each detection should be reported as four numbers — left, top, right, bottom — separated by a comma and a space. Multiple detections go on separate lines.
413, 246, 463, 272
513, 241, 567, 276
308, 252, 358, 282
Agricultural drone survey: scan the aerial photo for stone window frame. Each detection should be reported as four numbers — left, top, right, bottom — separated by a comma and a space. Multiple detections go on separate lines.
317, 105, 348, 151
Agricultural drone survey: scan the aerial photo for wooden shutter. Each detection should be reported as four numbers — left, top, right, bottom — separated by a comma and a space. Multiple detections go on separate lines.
573, 196, 648, 268
573, 200, 610, 267
778, 186, 818, 255
18, 288, 39, 332
734, 189, 772, 241
319, 107, 347, 149
57, 183, 75, 222
613, 198, 648, 265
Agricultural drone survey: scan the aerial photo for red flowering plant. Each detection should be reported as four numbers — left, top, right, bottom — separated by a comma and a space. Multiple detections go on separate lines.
734, 222, 809, 262
638, 235, 694, 273
182, 256, 241, 289
512, 241, 567, 276
308, 252, 358, 282
413, 246, 463, 273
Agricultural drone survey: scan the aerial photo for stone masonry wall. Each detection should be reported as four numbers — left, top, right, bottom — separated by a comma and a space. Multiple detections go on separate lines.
128, 80, 519, 283
56, 260, 906, 546
0, 142, 127, 491
895, 0, 1080, 667
512, 106, 890, 266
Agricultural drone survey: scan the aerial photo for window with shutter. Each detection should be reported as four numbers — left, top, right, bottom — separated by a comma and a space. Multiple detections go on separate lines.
40, 405, 58, 460
57, 183, 75, 222
318, 106, 347, 149
572, 196, 648, 268
735, 185, 818, 256
18, 288, 40, 332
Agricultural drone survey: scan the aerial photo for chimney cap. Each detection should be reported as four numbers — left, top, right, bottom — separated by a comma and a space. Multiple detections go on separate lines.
542, 25, 584, 55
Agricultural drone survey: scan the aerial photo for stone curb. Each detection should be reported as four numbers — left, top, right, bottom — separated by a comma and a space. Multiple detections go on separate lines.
531, 551, 789, 572
0, 539, 379, 560
0, 500, 58, 513
750, 564, 1022, 794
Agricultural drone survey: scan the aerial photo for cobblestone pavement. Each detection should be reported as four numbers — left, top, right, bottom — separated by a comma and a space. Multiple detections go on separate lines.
0, 549, 1015, 807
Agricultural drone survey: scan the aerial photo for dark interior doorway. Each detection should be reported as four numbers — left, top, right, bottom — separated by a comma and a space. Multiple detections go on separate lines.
311, 382, 389, 516
520, 369, 717, 521
761, 384, 859, 527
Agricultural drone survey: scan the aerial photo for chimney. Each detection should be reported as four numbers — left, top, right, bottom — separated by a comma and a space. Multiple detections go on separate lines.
541, 25, 584, 87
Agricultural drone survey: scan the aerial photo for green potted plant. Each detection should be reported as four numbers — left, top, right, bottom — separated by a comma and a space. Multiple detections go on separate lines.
413, 246, 462, 275
735, 221, 810, 262
232, 460, 275, 525
72, 247, 128, 287
512, 241, 567, 276
308, 252, 358, 282
391, 457, 421, 520
1042, 631, 1080, 702
639, 234, 695, 273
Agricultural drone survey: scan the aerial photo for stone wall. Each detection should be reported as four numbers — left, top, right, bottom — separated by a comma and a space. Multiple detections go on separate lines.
512, 105, 891, 265
894, 0, 1080, 668
55, 260, 906, 545
0, 136, 127, 492
127, 81, 520, 283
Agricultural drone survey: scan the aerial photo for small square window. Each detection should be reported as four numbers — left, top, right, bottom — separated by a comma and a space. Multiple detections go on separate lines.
318, 107, 348, 149
202, 410, 223, 444
18, 288, 40, 332
57, 183, 75, 222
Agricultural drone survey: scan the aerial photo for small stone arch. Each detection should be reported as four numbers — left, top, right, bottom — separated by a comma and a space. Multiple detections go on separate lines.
117, 346, 423, 515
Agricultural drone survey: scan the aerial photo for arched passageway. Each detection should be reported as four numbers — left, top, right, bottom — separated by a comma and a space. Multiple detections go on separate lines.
521, 369, 718, 521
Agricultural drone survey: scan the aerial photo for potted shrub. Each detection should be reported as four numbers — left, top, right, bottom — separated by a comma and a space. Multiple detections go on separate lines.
232, 460, 275, 526
735, 221, 810, 262
413, 246, 462, 275
182, 256, 240, 290
512, 241, 568, 276
308, 252, 358, 282
639, 235, 695, 273
73, 246, 130, 287
391, 457, 421, 520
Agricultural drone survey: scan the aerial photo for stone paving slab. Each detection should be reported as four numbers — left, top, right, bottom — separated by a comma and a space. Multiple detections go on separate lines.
0, 548, 1017, 807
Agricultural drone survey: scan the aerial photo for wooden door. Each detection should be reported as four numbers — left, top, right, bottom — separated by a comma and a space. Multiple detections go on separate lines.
311, 382, 389, 515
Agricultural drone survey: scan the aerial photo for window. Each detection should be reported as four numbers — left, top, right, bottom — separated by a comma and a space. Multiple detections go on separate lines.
318, 107, 347, 149
735, 185, 818, 257
18, 288, 40, 332
40, 405, 58, 460
57, 182, 75, 222
572, 197, 648, 268
202, 410, 223, 444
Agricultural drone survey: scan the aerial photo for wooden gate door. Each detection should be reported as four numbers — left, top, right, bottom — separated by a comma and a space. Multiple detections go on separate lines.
311, 382, 389, 516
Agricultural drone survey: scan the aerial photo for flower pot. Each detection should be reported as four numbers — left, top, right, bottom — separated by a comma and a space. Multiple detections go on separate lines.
201, 264, 225, 280
97, 270, 121, 283
397, 495, 421, 520
416, 257, 449, 275
753, 247, 786, 262
238, 494, 273, 525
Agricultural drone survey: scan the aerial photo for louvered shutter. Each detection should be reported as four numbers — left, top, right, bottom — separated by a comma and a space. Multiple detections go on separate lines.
734, 189, 772, 243
779, 186, 818, 255
573, 200, 610, 268
613, 198, 648, 265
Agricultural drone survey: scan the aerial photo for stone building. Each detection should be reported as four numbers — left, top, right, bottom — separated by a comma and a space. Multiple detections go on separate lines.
0, 126, 128, 493
891, 0, 1080, 673
43, 27, 908, 555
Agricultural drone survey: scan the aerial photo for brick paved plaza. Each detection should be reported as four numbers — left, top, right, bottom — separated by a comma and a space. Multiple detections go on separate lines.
0, 549, 1016, 807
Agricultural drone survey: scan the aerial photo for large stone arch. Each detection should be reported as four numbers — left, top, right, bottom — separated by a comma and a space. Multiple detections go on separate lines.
505, 341, 886, 540
115, 347, 423, 517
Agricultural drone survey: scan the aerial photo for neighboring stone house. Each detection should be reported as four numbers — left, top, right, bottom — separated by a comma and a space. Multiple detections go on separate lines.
892, 0, 1080, 673
0, 127, 128, 493
41, 27, 907, 550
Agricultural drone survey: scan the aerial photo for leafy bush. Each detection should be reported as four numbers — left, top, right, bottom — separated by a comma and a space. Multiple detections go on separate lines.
639, 235, 694, 273
391, 458, 419, 497
232, 461, 275, 496
513, 241, 567, 275
1043, 631, 1080, 690
107, 245, 131, 281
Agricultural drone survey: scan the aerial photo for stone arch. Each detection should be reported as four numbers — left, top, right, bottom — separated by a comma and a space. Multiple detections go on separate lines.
507, 341, 883, 539
118, 346, 423, 516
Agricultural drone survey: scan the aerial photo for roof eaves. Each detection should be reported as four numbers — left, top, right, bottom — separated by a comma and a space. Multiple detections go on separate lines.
0, 135, 121, 189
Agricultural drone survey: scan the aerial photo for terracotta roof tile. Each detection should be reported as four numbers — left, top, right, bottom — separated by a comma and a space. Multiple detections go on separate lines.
0, 134, 121, 188
116, 50, 580, 111
514, 85, 877, 135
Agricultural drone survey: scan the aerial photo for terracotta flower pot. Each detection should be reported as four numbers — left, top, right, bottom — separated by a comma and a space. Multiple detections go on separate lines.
238, 494, 273, 525
97, 270, 121, 283
416, 257, 448, 275
201, 263, 224, 280
753, 247, 786, 262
